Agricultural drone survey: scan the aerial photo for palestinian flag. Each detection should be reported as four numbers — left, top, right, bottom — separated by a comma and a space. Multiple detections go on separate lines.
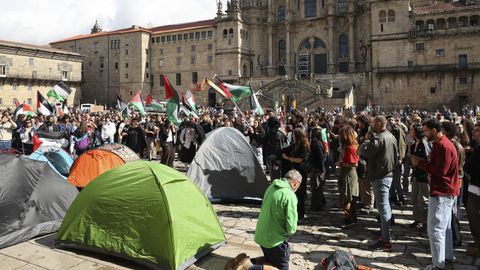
146, 95, 165, 112
37, 91, 54, 116
180, 104, 198, 119
217, 79, 252, 102
182, 90, 197, 112
249, 89, 264, 116
206, 79, 229, 98
14, 99, 20, 107
128, 91, 146, 115
163, 75, 182, 126
47, 89, 64, 102
13, 103, 37, 119
116, 95, 130, 118
53, 82, 71, 100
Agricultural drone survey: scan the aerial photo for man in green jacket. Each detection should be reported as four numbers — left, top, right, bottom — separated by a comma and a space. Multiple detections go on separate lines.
225, 170, 302, 270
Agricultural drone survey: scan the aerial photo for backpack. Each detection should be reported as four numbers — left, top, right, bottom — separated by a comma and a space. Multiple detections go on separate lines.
321, 251, 371, 270
74, 134, 90, 152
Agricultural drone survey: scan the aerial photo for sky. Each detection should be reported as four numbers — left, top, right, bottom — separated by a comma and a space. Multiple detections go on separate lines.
0, 0, 226, 45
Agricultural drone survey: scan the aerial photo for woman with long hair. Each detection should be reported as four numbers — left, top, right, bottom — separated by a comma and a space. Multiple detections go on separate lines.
338, 126, 360, 228
282, 128, 310, 220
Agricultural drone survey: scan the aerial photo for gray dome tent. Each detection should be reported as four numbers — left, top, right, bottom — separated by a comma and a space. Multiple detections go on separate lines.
0, 154, 79, 248
187, 127, 269, 201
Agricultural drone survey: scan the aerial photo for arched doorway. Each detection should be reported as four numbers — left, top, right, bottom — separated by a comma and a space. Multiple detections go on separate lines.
297, 37, 327, 78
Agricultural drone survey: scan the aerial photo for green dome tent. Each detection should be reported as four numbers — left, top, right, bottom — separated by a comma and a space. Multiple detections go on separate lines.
55, 161, 225, 270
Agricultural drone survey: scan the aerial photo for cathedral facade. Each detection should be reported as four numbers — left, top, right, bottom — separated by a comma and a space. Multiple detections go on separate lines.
51, 0, 480, 110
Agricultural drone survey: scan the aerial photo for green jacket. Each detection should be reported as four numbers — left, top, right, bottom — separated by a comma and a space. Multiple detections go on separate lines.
254, 179, 298, 248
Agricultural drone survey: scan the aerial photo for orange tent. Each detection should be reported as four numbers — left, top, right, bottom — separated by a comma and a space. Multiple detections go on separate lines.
68, 149, 126, 188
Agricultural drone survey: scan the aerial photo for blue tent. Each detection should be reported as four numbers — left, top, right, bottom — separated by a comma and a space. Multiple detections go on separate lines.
28, 146, 74, 179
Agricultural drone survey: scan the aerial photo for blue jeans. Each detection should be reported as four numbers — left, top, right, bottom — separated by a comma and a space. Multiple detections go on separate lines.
373, 175, 393, 242
428, 196, 454, 269
0, 140, 12, 151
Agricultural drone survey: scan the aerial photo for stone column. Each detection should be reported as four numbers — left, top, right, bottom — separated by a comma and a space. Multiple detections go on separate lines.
327, 16, 335, 73
348, 16, 356, 72
267, 26, 276, 76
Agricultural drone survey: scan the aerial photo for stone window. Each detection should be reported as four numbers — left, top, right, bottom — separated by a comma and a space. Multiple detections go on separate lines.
338, 0, 348, 14
223, 29, 228, 39
125, 73, 129, 79
161, 36, 166, 43
190, 33, 195, 40
159, 59, 164, 67
12, 83, 17, 91
430, 87, 436, 94
208, 44, 213, 50
195, 32, 200, 39
470, 15, 479, 26
160, 49, 164, 55
0, 65, 5, 77
387, 10, 395, 22
156, 37, 160, 43
228, 70, 233, 76
176, 73, 182, 86
115, 62, 119, 70
151, 37, 155, 44
435, 49, 445, 57
62, 71, 68, 81
125, 49, 129, 55
192, 72, 198, 83
339, 34, 348, 58
459, 77, 468, 85
229, 28, 234, 38
191, 45, 196, 52
125, 63, 129, 68
167, 36, 171, 42
125, 37, 129, 46
172, 35, 177, 42
379, 11, 386, 23
191, 56, 196, 65
278, 40, 286, 63
201, 31, 207, 39
415, 43, 425, 51
178, 34, 182, 41
305, 0, 317, 17
436, 19, 446, 29
146, 73, 149, 78
184, 34, 189, 40
100, 57, 104, 68
208, 30, 213, 38
177, 47, 181, 53
459, 54, 468, 69
278, 6, 286, 21
207, 55, 213, 64
146, 62, 149, 68
176, 57, 182, 65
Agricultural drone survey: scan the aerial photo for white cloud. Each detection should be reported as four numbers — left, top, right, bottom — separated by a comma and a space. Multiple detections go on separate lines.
0, 0, 226, 45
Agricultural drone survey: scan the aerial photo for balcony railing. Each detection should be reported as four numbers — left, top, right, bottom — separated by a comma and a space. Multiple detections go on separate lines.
409, 25, 480, 39
0, 71, 81, 82
375, 62, 480, 73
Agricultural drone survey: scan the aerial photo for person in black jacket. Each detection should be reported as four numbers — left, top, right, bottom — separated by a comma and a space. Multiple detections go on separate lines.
409, 124, 431, 230
125, 118, 147, 157
37, 115, 61, 133
464, 122, 480, 257
309, 128, 326, 210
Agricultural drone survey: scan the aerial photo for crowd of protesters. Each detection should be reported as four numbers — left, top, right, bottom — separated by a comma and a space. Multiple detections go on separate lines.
1, 103, 480, 270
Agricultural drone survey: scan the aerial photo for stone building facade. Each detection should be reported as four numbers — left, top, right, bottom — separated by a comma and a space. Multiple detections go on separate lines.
0, 40, 83, 110
50, 0, 480, 110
